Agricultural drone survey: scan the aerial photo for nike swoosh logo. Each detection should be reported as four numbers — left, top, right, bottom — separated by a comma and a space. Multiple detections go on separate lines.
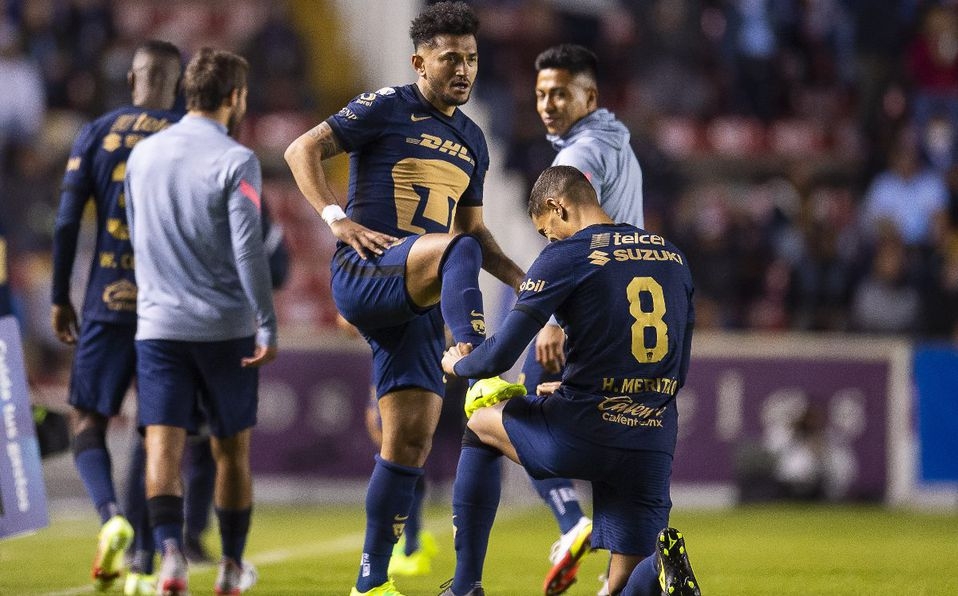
470, 310, 484, 317
410, 114, 432, 122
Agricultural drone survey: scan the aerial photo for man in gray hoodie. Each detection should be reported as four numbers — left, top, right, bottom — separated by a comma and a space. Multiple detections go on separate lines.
522, 43, 646, 596
125, 47, 275, 596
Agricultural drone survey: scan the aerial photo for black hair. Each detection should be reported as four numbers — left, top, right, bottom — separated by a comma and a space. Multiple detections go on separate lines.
134, 39, 181, 63
409, 1, 479, 50
534, 43, 598, 80
528, 165, 596, 217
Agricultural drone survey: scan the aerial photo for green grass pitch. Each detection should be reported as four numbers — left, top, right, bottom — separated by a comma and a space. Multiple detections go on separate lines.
2, 502, 957, 595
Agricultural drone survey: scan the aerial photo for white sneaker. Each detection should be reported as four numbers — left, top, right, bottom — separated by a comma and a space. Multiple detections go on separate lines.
543, 516, 593, 595
239, 561, 258, 592
214, 557, 258, 594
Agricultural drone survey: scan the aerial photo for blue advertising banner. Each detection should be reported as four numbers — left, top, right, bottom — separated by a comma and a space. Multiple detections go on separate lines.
0, 316, 48, 539
914, 345, 958, 482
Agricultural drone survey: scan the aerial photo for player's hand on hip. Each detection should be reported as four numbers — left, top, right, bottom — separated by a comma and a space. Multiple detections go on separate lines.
331, 219, 397, 260
535, 323, 565, 374
442, 342, 473, 376
50, 303, 79, 345
242, 344, 277, 368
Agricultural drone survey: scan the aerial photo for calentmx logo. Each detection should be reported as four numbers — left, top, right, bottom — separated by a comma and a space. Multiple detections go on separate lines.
519, 278, 546, 292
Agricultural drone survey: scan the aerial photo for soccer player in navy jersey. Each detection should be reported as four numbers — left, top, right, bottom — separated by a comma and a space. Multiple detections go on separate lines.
285, 2, 524, 594
518, 43, 649, 595
440, 165, 701, 596
50, 40, 182, 593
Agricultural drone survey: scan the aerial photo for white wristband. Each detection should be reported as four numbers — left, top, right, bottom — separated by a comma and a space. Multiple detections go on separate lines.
321, 204, 347, 226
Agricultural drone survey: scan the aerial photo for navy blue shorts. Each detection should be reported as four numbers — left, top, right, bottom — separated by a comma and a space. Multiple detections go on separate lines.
135, 337, 258, 438
330, 239, 445, 397
68, 320, 137, 417
503, 395, 673, 556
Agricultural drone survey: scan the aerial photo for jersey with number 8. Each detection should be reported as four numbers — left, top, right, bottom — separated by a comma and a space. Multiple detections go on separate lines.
513, 223, 694, 451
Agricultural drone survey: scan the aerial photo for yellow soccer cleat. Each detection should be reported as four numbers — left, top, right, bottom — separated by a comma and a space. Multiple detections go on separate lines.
464, 376, 526, 418
123, 572, 157, 595
349, 578, 406, 595
389, 530, 439, 576
91, 515, 134, 591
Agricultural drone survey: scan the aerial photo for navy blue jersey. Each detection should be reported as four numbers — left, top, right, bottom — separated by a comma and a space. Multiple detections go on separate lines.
518, 223, 694, 392
326, 84, 489, 238
513, 223, 694, 452
53, 106, 180, 324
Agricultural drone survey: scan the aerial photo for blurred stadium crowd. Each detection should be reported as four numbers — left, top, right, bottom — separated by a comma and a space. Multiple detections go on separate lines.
2, 0, 958, 382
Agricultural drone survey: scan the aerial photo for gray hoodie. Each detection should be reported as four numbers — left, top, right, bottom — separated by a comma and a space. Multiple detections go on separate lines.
125, 114, 276, 348
548, 108, 644, 228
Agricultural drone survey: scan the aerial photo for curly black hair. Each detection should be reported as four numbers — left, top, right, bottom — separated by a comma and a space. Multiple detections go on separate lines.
534, 43, 598, 80
409, 1, 479, 50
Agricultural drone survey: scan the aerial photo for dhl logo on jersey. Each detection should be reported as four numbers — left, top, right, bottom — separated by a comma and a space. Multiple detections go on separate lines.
405, 134, 475, 166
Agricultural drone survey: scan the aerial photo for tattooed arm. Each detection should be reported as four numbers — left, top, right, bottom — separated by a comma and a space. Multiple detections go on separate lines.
284, 121, 396, 259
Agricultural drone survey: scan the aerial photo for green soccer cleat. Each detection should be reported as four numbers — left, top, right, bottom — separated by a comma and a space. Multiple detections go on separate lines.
349, 578, 405, 595
464, 377, 526, 418
92, 515, 134, 591
389, 530, 438, 576
543, 516, 593, 595
656, 527, 701, 596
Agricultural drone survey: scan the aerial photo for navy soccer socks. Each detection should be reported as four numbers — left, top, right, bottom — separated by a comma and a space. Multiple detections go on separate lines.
73, 428, 118, 523
356, 455, 424, 591
403, 475, 427, 555
440, 235, 486, 347
148, 494, 184, 551
215, 507, 252, 562
451, 442, 502, 594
